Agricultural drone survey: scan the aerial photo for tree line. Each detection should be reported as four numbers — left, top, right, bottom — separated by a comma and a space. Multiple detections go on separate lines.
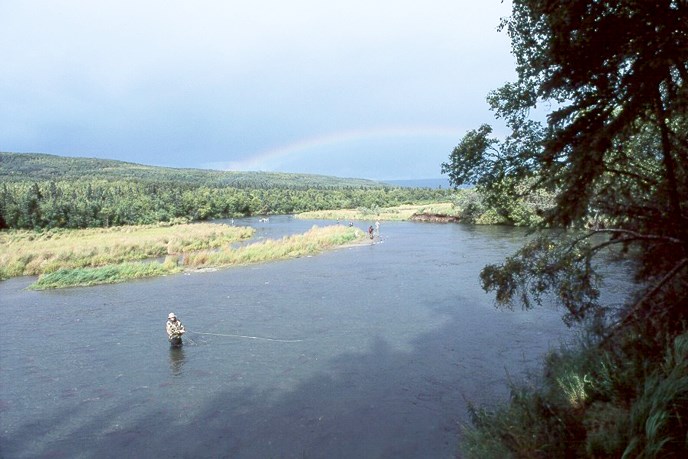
0, 179, 449, 230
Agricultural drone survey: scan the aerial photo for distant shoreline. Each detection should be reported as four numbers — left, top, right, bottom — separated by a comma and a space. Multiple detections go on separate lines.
295, 202, 460, 222
1, 201, 461, 289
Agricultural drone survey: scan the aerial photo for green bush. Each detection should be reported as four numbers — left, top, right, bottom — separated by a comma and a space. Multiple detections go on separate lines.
462, 332, 688, 458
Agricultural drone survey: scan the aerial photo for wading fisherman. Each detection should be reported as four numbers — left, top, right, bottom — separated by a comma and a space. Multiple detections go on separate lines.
166, 312, 185, 346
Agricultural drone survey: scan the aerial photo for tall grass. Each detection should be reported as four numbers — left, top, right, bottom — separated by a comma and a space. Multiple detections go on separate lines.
0, 222, 254, 280
31, 258, 182, 290
183, 225, 365, 268
461, 331, 688, 458
27, 225, 364, 289
296, 202, 458, 221
621, 332, 688, 458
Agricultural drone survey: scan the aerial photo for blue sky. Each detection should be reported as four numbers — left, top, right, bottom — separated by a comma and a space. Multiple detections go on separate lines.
0, 0, 515, 180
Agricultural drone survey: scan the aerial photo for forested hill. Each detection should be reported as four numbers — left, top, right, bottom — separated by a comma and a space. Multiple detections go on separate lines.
0, 152, 385, 189
1, 152, 450, 229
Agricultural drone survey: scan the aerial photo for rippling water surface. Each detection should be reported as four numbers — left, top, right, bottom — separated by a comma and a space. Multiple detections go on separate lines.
1, 218, 589, 458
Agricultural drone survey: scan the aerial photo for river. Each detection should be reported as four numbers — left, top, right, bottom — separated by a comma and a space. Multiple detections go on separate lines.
0, 218, 615, 458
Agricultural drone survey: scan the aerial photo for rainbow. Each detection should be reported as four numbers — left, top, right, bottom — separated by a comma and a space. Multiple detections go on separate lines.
220, 125, 460, 171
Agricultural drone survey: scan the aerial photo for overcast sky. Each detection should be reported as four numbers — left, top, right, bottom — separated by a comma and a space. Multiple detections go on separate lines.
1, 0, 515, 180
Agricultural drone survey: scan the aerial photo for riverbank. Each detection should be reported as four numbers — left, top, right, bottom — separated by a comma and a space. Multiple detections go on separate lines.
1, 201, 459, 288
0, 222, 254, 281
409, 213, 460, 223
181, 224, 365, 271
2, 199, 463, 290
2, 224, 365, 290
295, 202, 460, 222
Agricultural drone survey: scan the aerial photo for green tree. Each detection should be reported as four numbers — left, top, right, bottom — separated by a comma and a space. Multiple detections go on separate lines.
446, 1, 688, 456
0, 184, 8, 229
446, 0, 687, 324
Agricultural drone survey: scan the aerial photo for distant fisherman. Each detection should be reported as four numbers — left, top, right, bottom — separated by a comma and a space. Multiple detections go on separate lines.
166, 312, 185, 346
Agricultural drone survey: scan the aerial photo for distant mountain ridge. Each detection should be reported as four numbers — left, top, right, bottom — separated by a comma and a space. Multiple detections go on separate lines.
0, 152, 388, 189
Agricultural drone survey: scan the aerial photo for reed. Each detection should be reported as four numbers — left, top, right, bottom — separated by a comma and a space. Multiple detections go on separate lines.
296, 202, 458, 221
0, 223, 254, 280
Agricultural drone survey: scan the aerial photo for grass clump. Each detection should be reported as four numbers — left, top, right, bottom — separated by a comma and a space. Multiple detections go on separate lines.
30, 259, 182, 290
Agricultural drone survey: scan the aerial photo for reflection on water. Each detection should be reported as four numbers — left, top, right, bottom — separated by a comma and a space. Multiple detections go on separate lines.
0, 218, 633, 458
169, 347, 186, 376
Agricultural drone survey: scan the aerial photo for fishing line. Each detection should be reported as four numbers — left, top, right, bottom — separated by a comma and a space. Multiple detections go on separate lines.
183, 334, 198, 345
189, 331, 303, 343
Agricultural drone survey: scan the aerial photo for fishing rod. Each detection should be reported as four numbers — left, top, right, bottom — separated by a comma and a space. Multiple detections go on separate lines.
188, 330, 303, 343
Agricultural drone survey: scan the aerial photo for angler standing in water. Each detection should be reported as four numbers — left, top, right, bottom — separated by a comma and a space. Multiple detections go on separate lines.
166, 312, 185, 346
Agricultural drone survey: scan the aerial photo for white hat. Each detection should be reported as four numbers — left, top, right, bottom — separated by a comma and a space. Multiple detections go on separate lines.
168, 312, 176, 319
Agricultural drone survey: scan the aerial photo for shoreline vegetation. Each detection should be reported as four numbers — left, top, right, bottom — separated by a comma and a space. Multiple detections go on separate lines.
1, 222, 365, 289
295, 202, 460, 221
0, 152, 453, 231
1, 202, 458, 289
0, 221, 254, 280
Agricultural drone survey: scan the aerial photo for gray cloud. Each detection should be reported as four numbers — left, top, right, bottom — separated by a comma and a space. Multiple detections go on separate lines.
0, 0, 514, 179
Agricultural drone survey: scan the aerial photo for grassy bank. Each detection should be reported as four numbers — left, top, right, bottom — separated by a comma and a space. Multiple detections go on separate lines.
182, 225, 366, 269
27, 225, 365, 289
461, 329, 688, 457
296, 202, 459, 221
31, 259, 183, 289
0, 222, 254, 280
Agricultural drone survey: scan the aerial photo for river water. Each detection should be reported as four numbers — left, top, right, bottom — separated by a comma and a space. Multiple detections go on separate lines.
0, 218, 624, 458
